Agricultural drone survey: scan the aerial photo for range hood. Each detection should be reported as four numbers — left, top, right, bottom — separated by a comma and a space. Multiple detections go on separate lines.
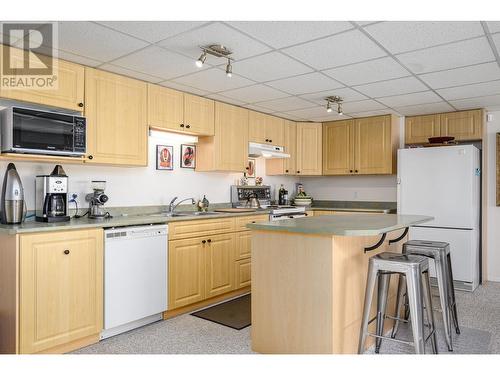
248, 142, 290, 159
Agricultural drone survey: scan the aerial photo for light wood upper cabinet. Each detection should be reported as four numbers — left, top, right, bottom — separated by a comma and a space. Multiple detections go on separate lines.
85, 68, 148, 166
405, 114, 441, 144
266, 120, 297, 175
205, 233, 235, 299
19, 229, 103, 354
440, 109, 482, 141
0, 45, 85, 111
249, 111, 284, 146
147, 85, 214, 136
296, 122, 322, 175
197, 102, 249, 172
323, 120, 354, 175
354, 115, 395, 175
183, 93, 215, 136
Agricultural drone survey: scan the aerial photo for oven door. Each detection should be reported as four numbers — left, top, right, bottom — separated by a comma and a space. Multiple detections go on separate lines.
11, 107, 80, 156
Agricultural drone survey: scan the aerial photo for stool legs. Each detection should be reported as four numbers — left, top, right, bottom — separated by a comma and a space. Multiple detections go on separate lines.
358, 261, 378, 354
391, 275, 406, 338
375, 273, 391, 353
435, 252, 453, 351
446, 253, 461, 335
405, 267, 426, 354
422, 270, 438, 354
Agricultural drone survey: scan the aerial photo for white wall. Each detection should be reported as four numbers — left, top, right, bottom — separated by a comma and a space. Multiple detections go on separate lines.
0, 131, 298, 210
485, 111, 500, 282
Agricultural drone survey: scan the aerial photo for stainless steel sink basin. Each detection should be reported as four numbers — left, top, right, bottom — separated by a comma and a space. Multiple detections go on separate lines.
176, 211, 222, 216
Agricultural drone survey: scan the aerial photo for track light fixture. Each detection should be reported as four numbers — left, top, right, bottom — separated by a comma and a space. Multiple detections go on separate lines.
325, 96, 344, 115
195, 44, 234, 77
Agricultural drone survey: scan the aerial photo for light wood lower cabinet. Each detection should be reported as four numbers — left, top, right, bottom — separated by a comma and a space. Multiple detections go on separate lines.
235, 259, 251, 289
296, 122, 322, 175
205, 233, 235, 298
19, 229, 103, 354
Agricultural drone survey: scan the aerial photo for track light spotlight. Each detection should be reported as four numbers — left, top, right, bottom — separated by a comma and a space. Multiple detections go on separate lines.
325, 95, 344, 115
337, 103, 343, 116
226, 59, 232, 78
195, 52, 207, 68
326, 101, 332, 113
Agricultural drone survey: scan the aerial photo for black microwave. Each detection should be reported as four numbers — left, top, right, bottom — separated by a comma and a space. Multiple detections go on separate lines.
0, 106, 86, 157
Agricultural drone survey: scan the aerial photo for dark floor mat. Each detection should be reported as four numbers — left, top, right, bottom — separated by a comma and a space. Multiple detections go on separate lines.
191, 294, 251, 330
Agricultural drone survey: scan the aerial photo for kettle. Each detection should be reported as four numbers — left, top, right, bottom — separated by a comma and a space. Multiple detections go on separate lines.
245, 193, 261, 209
1, 163, 26, 224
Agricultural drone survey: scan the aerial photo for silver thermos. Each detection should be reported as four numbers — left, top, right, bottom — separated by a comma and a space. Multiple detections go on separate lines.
1, 163, 26, 224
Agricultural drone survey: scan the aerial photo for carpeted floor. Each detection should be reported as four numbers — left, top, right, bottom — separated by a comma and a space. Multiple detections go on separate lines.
73, 281, 500, 354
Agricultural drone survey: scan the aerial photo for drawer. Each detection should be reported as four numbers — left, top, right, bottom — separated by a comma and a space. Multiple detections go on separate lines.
234, 214, 268, 231
235, 258, 251, 289
168, 218, 234, 240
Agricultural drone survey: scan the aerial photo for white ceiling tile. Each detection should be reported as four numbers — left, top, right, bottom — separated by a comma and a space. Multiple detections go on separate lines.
283, 106, 337, 119
396, 37, 495, 74
96, 21, 207, 43
228, 21, 353, 48
353, 76, 428, 98
365, 21, 484, 54
254, 96, 316, 112
282, 29, 386, 70
487, 22, 500, 34
310, 114, 353, 122
377, 91, 443, 108
157, 22, 271, 61
492, 33, 500, 55
418, 62, 500, 89
437, 80, 500, 101
394, 102, 455, 116
272, 112, 307, 121
348, 109, 400, 118
172, 68, 254, 93
158, 81, 210, 96
217, 84, 289, 103
48, 22, 149, 62
244, 104, 277, 114
356, 21, 382, 26
56, 50, 103, 67
342, 100, 387, 113
112, 45, 208, 80
205, 94, 246, 106
265, 73, 343, 95
323, 56, 410, 86
300, 87, 368, 105
99, 63, 165, 83
449, 94, 500, 110
233, 52, 313, 82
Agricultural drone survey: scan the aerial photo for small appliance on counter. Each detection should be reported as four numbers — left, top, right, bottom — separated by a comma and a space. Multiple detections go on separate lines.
86, 180, 110, 219
231, 185, 272, 208
35, 165, 70, 222
1, 163, 26, 224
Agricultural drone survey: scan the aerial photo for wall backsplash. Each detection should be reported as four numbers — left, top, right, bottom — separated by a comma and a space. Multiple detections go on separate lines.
299, 175, 398, 202
0, 132, 297, 210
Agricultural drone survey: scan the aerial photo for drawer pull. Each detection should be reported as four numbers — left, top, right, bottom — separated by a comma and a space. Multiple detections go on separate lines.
207, 239, 212, 243
186, 124, 191, 129
180, 123, 185, 128
63, 249, 70, 255
251, 221, 256, 223
202, 240, 206, 244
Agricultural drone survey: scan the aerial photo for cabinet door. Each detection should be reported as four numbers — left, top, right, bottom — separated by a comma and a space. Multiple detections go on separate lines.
266, 120, 296, 175
235, 258, 252, 289
205, 233, 236, 298
235, 230, 252, 259
296, 122, 322, 175
169, 238, 205, 309
323, 120, 354, 175
0, 46, 84, 111
147, 84, 184, 132
85, 68, 148, 166
183, 93, 215, 136
440, 110, 482, 141
19, 229, 103, 354
214, 102, 249, 171
266, 115, 284, 146
248, 111, 268, 143
354, 116, 392, 175
405, 114, 440, 144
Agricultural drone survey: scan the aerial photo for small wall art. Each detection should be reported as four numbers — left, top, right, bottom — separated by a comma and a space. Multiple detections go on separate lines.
180, 144, 196, 169
156, 145, 173, 170
246, 158, 256, 178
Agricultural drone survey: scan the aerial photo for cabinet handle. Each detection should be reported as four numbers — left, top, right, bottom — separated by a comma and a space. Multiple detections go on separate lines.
305, 213, 308, 216
78, 102, 84, 108
355, 170, 359, 173
265, 139, 269, 142
63, 249, 70, 255
207, 239, 212, 243
297, 171, 300, 174
180, 124, 185, 128
285, 169, 289, 173
186, 124, 191, 129
269, 139, 272, 143
88, 155, 93, 160
202, 240, 206, 244
251, 221, 256, 223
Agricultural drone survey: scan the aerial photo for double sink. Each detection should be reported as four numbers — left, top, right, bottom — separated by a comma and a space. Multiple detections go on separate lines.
136, 211, 223, 218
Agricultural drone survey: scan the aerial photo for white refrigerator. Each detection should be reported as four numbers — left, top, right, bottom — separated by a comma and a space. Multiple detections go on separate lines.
397, 145, 480, 291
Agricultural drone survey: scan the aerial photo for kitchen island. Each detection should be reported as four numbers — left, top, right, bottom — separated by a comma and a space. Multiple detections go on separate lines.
247, 214, 432, 354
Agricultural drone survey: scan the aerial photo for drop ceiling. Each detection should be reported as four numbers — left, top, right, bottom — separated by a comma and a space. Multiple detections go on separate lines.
2, 20, 500, 121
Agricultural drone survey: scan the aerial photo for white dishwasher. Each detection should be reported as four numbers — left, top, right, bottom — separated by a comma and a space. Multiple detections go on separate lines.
101, 224, 168, 339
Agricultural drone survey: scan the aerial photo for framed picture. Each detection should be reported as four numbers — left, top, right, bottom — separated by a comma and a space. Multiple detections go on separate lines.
180, 144, 196, 169
156, 145, 173, 170
246, 158, 256, 178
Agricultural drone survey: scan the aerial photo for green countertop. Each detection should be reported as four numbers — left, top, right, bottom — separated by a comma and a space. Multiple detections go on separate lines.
247, 214, 433, 236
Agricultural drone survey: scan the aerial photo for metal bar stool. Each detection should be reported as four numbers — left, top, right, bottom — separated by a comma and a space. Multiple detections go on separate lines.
358, 252, 438, 354
392, 240, 460, 351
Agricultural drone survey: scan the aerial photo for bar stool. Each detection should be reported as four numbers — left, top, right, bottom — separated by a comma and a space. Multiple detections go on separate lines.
358, 252, 438, 354
392, 240, 460, 351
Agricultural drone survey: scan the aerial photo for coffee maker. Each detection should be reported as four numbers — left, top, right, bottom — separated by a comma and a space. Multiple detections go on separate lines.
85, 180, 110, 219
35, 165, 70, 222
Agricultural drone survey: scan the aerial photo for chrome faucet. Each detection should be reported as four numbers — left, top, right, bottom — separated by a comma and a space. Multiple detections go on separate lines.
168, 197, 196, 214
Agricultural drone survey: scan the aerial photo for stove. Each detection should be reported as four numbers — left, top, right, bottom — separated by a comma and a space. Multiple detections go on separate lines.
268, 205, 307, 221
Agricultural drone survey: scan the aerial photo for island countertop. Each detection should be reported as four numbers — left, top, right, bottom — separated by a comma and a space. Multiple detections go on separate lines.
247, 213, 433, 236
